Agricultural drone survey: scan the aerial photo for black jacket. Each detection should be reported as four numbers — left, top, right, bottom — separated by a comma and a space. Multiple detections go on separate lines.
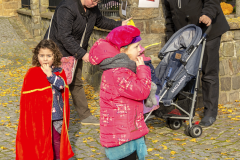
44, 0, 122, 59
165, 0, 230, 41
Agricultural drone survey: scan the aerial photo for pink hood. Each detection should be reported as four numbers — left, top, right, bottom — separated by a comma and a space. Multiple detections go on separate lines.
89, 38, 120, 65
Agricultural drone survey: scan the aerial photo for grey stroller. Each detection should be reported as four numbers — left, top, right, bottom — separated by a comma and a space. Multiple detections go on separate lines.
145, 24, 212, 138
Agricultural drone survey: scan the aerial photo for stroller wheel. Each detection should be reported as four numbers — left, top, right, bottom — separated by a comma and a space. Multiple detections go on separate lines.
184, 125, 190, 136
169, 119, 182, 130
189, 125, 202, 138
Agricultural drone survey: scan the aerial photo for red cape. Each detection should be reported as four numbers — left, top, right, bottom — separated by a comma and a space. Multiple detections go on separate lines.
16, 67, 74, 160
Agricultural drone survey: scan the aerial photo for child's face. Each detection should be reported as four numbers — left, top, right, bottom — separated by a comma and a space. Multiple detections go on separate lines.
123, 42, 141, 62
38, 48, 54, 67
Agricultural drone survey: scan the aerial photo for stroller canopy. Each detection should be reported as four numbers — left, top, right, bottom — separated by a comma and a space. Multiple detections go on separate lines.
159, 24, 202, 57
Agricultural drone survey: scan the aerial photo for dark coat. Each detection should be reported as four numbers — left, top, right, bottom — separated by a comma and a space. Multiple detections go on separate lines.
165, 0, 230, 41
144, 60, 162, 95
44, 0, 122, 59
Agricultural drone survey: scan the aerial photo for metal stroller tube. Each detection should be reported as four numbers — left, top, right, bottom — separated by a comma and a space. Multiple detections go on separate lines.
203, 25, 212, 38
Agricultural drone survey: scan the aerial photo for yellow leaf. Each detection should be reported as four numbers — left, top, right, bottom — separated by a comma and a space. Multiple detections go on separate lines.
190, 138, 197, 142
155, 154, 160, 156
1, 146, 6, 149
152, 140, 159, 143
161, 145, 168, 150
173, 138, 182, 141
170, 151, 176, 155
83, 140, 87, 143
159, 157, 164, 159
226, 140, 230, 142
91, 149, 96, 152
181, 143, 186, 146
75, 134, 79, 137
147, 148, 153, 152
5, 133, 9, 136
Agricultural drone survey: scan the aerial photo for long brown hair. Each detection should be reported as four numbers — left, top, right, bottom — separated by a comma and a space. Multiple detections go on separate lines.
32, 39, 62, 67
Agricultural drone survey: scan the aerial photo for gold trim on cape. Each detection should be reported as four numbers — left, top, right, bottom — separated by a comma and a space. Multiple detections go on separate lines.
22, 86, 51, 94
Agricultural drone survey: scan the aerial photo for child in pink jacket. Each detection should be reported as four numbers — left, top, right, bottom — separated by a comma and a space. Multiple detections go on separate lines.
89, 25, 151, 160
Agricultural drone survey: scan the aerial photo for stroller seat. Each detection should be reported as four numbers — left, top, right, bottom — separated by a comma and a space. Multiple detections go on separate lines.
145, 24, 212, 138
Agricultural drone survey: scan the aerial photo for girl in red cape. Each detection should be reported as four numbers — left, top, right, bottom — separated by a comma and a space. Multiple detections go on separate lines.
16, 39, 74, 160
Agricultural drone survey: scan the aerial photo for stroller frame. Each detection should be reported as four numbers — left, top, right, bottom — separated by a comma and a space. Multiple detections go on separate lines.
145, 25, 212, 138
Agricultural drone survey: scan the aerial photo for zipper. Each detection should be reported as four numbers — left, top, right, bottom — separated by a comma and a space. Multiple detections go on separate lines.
178, 0, 181, 8
130, 109, 138, 132
57, 97, 63, 112
80, 17, 88, 47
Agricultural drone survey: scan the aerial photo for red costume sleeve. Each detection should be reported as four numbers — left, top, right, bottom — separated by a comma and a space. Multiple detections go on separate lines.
16, 67, 74, 160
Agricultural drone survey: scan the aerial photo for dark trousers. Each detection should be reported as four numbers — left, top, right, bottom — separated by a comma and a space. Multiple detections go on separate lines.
201, 36, 221, 118
69, 60, 91, 120
52, 124, 61, 160
120, 151, 137, 160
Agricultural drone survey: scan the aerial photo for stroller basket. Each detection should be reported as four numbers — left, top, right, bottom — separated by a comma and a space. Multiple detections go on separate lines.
145, 24, 212, 138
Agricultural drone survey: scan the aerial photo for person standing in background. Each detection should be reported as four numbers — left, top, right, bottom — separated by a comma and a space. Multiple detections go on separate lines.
162, 0, 229, 127
44, 0, 131, 125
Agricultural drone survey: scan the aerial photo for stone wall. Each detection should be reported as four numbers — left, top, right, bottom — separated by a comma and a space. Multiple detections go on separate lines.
218, 18, 240, 104
18, 9, 32, 34
0, 0, 21, 16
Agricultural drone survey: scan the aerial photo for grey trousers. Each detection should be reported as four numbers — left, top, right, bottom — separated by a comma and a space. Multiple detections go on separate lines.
201, 36, 221, 119
69, 60, 91, 120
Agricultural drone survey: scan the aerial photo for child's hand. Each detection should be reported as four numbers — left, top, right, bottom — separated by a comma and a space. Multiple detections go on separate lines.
136, 56, 145, 67
41, 64, 52, 77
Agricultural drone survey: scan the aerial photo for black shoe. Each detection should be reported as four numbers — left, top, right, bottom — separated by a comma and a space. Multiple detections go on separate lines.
199, 116, 216, 127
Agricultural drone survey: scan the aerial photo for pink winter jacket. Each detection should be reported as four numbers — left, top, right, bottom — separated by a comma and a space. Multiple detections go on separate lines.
89, 39, 151, 148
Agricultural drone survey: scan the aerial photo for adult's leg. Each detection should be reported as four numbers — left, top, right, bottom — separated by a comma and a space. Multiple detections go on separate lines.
200, 36, 221, 125
69, 60, 91, 120
52, 124, 61, 160
120, 151, 137, 160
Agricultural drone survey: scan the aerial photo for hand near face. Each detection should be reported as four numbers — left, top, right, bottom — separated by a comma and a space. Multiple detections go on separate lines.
122, 17, 132, 26
82, 53, 89, 63
199, 15, 212, 26
41, 63, 53, 77
136, 56, 145, 67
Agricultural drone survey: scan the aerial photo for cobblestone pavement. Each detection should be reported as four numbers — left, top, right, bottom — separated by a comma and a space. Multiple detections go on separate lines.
0, 17, 240, 160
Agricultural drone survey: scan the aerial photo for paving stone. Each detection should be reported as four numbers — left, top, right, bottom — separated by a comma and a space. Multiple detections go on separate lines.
1, 16, 240, 160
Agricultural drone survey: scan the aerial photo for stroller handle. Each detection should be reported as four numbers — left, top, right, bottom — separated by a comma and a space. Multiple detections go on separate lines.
203, 25, 212, 38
